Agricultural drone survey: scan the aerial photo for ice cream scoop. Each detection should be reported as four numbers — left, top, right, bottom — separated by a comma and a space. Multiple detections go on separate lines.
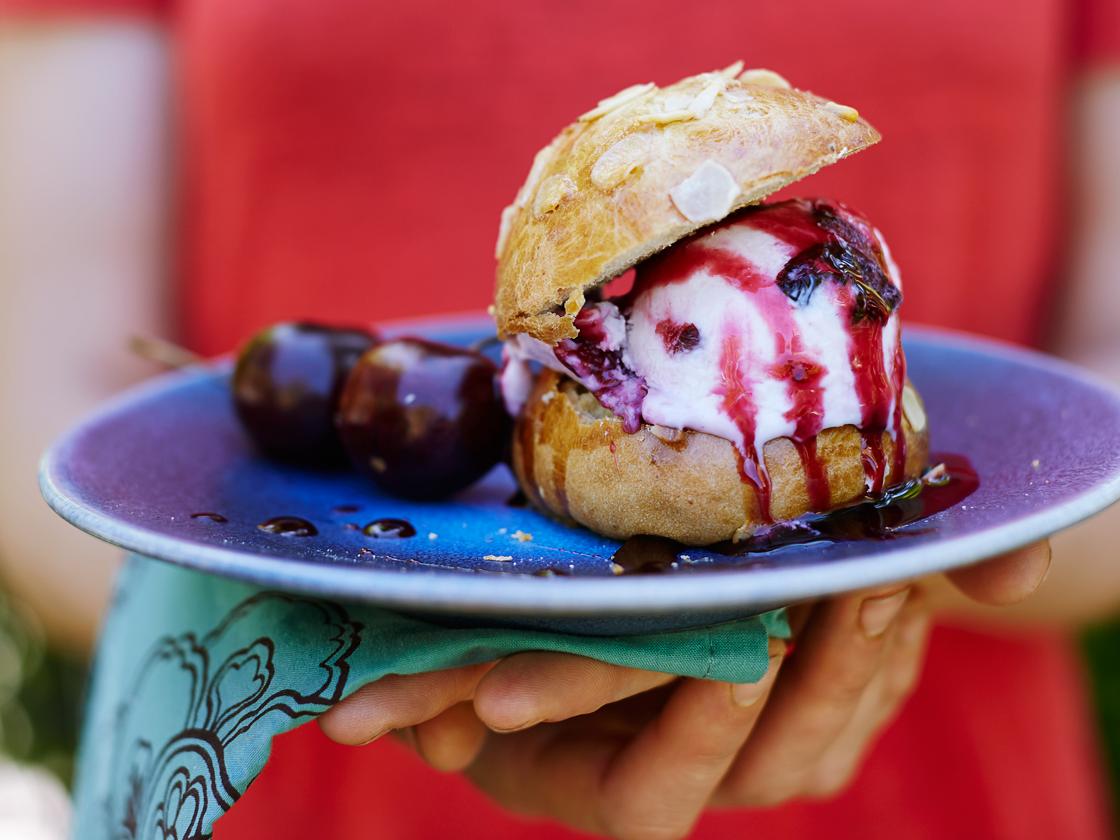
501, 198, 907, 507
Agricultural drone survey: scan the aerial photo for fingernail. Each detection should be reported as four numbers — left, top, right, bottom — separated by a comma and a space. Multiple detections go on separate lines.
859, 588, 910, 638
488, 718, 540, 734
1038, 542, 1053, 587
357, 728, 389, 746
732, 653, 782, 707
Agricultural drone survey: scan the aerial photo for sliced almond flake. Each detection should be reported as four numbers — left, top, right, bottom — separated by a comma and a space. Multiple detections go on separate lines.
649, 424, 684, 443
901, 384, 926, 433
719, 59, 745, 78
662, 91, 694, 111
637, 90, 692, 125
640, 108, 694, 125
494, 204, 517, 258
669, 159, 740, 223
533, 174, 576, 218
722, 86, 753, 103
578, 82, 656, 122
738, 68, 791, 89
687, 76, 726, 119
484, 554, 513, 563
590, 132, 653, 190
922, 463, 949, 485
823, 100, 860, 122
564, 288, 586, 315
640, 77, 725, 126
514, 144, 555, 209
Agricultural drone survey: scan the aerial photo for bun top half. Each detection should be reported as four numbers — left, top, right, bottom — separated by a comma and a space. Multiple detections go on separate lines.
492, 64, 880, 344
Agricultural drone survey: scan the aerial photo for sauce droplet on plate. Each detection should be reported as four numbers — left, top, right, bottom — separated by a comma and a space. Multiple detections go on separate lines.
190, 512, 228, 523
362, 518, 417, 539
258, 516, 318, 537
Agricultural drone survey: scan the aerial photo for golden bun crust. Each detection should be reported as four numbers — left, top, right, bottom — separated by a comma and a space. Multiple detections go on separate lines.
493, 65, 880, 344
512, 370, 930, 545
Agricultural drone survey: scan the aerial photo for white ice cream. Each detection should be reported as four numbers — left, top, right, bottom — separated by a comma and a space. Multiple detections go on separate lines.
500, 201, 904, 464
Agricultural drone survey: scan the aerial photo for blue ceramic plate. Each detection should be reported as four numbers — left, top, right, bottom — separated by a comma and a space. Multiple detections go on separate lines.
39, 315, 1120, 634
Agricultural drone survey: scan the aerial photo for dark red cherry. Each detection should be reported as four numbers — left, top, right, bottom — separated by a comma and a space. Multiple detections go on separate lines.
335, 338, 510, 499
232, 322, 377, 462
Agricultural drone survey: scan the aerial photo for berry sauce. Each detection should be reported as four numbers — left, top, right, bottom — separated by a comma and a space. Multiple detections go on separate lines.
190, 512, 228, 523
715, 329, 771, 516
606, 454, 980, 574
362, 518, 417, 538
754, 199, 905, 495
257, 516, 318, 537
792, 438, 831, 512
656, 320, 701, 354
554, 305, 646, 432
713, 453, 978, 557
546, 199, 906, 517
636, 202, 864, 519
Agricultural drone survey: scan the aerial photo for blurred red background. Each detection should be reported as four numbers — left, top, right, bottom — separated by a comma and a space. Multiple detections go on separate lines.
166, 0, 1107, 355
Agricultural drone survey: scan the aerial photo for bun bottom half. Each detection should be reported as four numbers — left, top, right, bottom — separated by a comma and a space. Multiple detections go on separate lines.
512, 369, 930, 545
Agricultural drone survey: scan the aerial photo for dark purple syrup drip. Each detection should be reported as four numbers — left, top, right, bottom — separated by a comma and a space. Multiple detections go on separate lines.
190, 512, 228, 523
607, 454, 979, 574
553, 305, 647, 432
764, 200, 900, 323
715, 454, 978, 557
258, 516, 318, 537
362, 518, 417, 538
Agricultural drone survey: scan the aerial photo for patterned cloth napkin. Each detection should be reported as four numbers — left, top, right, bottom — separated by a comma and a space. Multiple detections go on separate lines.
72, 556, 788, 839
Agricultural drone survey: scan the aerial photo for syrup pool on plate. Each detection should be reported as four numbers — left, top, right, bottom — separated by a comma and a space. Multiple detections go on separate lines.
605, 454, 979, 575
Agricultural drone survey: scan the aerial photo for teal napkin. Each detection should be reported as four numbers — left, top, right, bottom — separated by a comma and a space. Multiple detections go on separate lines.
72, 555, 788, 839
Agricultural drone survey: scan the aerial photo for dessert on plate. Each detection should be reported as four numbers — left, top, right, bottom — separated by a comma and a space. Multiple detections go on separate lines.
494, 63, 929, 545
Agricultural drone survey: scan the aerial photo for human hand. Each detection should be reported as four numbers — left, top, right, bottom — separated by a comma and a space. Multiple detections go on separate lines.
319, 542, 1050, 839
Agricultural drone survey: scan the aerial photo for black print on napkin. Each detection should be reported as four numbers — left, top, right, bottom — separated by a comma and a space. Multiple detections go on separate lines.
108, 592, 362, 840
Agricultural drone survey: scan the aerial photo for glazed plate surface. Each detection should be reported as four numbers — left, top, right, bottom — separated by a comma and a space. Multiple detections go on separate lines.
40, 316, 1120, 634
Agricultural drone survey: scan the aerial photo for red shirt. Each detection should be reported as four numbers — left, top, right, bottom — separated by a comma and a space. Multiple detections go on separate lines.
7, 0, 1119, 836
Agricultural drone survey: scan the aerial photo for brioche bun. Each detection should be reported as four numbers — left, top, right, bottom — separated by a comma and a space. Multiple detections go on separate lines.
493, 65, 880, 343
511, 371, 930, 545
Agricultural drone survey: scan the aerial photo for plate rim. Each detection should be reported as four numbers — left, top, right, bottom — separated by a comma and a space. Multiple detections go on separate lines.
38, 318, 1120, 616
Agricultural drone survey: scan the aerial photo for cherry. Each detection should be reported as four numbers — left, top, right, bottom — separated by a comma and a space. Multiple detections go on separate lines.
335, 338, 510, 499
232, 322, 377, 462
